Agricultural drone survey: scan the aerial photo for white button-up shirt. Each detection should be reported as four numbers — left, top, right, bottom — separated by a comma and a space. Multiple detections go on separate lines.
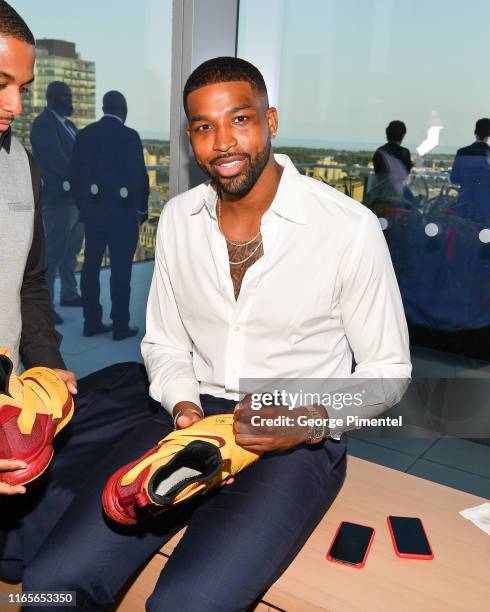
142, 154, 411, 434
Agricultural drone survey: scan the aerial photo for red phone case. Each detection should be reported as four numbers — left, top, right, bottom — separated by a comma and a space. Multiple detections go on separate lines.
387, 516, 434, 560
326, 521, 375, 569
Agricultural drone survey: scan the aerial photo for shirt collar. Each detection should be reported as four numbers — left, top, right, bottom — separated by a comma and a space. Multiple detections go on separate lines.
49, 107, 66, 123
190, 154, 307, 225
0, 126, 12, 153
103, 113, 124, 123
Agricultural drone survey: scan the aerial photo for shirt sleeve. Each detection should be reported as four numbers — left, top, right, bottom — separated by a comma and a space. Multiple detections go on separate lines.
141, 207, 201, 414
131, 131, 149, 221
450, 151, 462, 185
19, 151, 66, 370
372, 148, 387, 174
331, 211, 412, 435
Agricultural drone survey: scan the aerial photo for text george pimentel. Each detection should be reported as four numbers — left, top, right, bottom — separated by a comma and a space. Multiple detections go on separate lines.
250, 415, 403, 428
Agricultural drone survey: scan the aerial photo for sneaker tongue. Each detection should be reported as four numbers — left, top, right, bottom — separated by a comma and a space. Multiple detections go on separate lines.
0, 353, 23, 405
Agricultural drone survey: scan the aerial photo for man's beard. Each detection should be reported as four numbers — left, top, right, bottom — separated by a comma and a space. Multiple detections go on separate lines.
198, 139, 272, 198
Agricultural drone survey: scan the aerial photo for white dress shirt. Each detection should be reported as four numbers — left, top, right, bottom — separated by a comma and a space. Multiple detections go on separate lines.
141, 154, 412, 435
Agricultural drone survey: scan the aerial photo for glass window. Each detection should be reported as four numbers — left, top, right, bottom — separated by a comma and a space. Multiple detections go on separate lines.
15, 0, 172, 265
238, 0, 490, 361
9, 1, 172, 371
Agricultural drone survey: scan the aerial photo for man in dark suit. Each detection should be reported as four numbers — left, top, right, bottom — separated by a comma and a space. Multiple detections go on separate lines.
450, 117, 490, 223
70, 91, 149, 340
371, 120, 414, 203
30, 81, 84, 325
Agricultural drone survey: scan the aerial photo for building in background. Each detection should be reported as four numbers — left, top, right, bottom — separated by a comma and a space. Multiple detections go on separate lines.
15, 39, 96, 148
143, 148, 158, 188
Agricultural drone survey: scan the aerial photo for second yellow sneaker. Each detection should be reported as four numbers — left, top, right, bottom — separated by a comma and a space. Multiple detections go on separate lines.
0, 349, 74, 486
102, 414, 260, 525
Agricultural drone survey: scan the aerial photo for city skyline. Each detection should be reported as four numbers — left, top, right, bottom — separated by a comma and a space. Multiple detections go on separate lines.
14, 0, 172, 139
13, 0, 490, 152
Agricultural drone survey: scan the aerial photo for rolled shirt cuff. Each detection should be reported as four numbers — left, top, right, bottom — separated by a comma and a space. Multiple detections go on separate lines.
159, 378, 203, 415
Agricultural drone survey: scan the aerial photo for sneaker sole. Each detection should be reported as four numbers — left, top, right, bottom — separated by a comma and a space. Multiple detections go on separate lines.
102, 466, 139, 525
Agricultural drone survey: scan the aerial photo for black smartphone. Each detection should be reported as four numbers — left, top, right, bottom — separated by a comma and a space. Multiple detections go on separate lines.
326, 521, 375, 568
387, 515, 434, 559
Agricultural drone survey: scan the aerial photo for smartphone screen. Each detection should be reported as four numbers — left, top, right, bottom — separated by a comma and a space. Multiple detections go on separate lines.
388, 516, 433, 558
327, 521, 375, 566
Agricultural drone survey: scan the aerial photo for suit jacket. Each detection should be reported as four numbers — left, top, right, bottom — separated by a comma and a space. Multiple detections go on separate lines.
70, 116, 149, 225
373, 142, 413, 176
30, 108, 77, 204
370, 142, 413, 202
450, 141, 490, 222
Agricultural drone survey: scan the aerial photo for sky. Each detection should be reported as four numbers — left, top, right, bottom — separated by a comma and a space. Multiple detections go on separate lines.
14, 0, 172, 139
238, 0, 490, 152
12, 0, 490, 152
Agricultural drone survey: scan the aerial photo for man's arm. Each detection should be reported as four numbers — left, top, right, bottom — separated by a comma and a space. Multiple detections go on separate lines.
133, 131, 149, 222
372, 148, 386, 174
333, 211, 412, 435
450, 150, 462, 185
403, 147, 414, 171
30, 116, 70, 183
141, 207, 202, 423
19, 152, 66, 370
69, 133, 83, 209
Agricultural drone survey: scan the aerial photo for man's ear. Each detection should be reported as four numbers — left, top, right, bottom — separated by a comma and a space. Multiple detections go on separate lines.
267, 107, 278, 139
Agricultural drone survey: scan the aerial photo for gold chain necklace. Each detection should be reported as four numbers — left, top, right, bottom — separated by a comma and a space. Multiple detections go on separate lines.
217, 199, 263, 266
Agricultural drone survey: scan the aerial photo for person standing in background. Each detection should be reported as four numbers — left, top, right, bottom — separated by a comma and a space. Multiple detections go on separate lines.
30, 81, 84, 325
371, 119, 414, 203
450, 118, 490, 223
70, 91, 149, 340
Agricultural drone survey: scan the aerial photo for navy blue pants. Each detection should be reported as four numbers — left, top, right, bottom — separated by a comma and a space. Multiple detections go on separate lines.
5, 363, 346, 611
81, 220, 139, 330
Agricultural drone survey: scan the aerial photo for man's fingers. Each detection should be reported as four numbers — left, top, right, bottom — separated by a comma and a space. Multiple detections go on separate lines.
238, 444, 269, 453
0, 483, 26, 495
0, 459, 27, 471
235, 435, 274, 447
53, 369, 78, 395
176, 412, 202, 429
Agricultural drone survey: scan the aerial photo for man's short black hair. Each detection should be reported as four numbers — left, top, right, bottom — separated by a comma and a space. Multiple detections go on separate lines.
103, 90, 127, 114
475, 118, 490, 139
386, 120, 407, 143
183, 56, 268, 116
0, 1, 35, 45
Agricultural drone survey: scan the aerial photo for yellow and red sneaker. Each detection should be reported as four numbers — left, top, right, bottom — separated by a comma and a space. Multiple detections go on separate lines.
102, 414, 260, 525
0, 350, 74, 486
